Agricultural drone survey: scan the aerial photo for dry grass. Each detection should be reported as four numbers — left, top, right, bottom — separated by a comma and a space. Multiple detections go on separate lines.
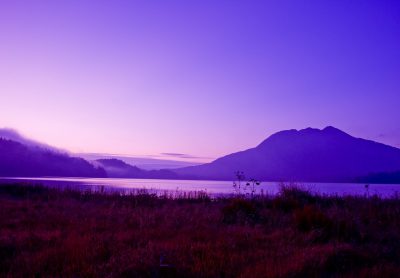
0, 183, 400, 277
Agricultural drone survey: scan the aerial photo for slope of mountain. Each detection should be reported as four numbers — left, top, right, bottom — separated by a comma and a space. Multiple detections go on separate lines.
174, 126, 400, 182
357, 171, 400, 184
0, 138, 106, 177
95, 159, 178, 179
0, 128, 60, 151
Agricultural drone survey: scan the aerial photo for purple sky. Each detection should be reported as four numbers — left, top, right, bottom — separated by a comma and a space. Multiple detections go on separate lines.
0, 0, 399, 162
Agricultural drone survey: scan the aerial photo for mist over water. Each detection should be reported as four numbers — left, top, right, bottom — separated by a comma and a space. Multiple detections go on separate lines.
2, 177, 400, 198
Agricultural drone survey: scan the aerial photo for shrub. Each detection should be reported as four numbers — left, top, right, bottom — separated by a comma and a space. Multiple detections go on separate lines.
294, 205, 332, 232
323, 247, 372, 274
221, 198, 259, 224
272, 184, 316, 212
0, 183, 50, 198
0, 239, 15, 275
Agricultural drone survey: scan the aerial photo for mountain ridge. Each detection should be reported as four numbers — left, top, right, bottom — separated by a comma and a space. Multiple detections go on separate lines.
2, 126, 400, 183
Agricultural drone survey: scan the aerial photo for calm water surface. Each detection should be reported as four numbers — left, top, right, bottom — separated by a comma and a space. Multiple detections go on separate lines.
1, 177, 400, 198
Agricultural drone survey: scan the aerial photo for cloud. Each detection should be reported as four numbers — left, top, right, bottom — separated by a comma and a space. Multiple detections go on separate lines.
162, 152, 187, 157
160, 153, 213, 160
77, 152, 213, 163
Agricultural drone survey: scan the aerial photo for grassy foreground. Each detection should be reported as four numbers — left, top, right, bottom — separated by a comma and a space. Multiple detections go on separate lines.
0, 183, 400, 277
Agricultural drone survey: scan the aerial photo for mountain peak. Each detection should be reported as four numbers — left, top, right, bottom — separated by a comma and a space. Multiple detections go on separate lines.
323, 126, 337, 131
321, 126, 350, 136
284, 126, 350, 137
298, 127, 321, 134
270, 126, 348, 136
256, 126, 352, 149
296, 126, 346, 134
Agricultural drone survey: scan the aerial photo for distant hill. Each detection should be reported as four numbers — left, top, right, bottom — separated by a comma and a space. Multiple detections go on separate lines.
95, 159, 146, 178
0, 138, 106, 177
174, 126, 400, 182
80, 153, 201, 170
95, 159, 178, 179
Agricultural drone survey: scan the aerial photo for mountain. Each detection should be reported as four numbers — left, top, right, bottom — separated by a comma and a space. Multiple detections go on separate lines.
174, 126, 400, 182
0, 138, 106, 177
95, 159, 179, 179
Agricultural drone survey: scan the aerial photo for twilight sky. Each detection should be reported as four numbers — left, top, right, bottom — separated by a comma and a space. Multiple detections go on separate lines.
0, 0, 399, 162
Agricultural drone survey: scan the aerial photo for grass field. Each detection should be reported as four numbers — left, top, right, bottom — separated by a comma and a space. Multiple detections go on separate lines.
1, 183, 400, 277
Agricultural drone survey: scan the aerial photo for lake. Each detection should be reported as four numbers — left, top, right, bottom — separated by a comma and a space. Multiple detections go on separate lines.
1, 177, 400, 198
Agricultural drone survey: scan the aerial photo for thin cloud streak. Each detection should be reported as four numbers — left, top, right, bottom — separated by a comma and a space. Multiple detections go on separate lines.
160, 153, 214, 160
